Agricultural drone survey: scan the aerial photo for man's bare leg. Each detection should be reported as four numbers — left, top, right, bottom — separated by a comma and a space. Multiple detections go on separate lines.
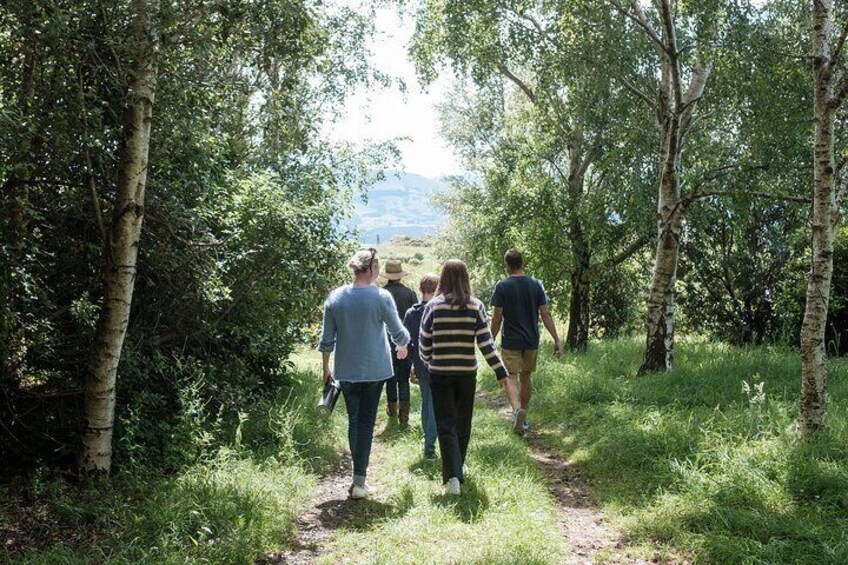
499, 374, 526, 434
498, 375, 520, 411
519, 371, 532, 411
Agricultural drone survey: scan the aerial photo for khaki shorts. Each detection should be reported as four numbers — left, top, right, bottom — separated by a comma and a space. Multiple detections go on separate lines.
501, 348, 538, 375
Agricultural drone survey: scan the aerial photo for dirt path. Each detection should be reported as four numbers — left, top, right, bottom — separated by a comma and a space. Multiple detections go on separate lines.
259, 456, 355, 565
476, 390, 656, 565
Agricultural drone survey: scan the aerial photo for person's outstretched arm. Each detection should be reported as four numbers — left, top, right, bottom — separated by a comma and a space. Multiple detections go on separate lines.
419, 304, 434, 364
490, 306, 504, 341
539, 304, 563, 357
317, 300, 337, 383
476, 306, 508, 381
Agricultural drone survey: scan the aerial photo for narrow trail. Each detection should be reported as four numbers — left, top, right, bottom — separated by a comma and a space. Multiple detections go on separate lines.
259, 456, 353, 564
476, 390, 656, 565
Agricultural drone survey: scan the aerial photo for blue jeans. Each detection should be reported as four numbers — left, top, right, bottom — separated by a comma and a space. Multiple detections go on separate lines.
340, 380, 385, 485
385, 355, 411, 403
419, 378, 438, 457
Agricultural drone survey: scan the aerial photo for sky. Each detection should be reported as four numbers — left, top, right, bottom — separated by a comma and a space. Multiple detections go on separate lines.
327, 5, 463, 179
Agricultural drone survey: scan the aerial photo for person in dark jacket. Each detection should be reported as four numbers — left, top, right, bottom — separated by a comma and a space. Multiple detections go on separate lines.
403, 273, 440, 460
383, 259, 418, 427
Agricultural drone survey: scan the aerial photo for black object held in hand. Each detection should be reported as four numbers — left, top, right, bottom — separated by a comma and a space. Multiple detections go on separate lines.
317, 378, 341, 418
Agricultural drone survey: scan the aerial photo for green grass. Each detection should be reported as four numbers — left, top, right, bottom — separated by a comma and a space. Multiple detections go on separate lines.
480, 337, 848, 564
292, 345, 569, 564
1, 377, 344, 564
9, 337, 845, 564
317, 391, 568, 564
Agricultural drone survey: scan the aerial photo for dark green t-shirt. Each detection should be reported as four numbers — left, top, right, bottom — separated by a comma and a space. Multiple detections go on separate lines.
491, 275, 548, 350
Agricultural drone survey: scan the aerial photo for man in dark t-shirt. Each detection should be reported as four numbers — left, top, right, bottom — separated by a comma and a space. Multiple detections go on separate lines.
383, 259, 418, 427
491, 249, 562, 435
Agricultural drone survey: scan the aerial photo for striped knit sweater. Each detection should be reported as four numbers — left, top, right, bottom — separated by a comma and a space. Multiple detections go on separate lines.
419, 295, 509, 380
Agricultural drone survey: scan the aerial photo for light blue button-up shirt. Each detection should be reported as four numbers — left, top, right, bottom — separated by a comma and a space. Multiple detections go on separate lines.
318, 285, 410, 382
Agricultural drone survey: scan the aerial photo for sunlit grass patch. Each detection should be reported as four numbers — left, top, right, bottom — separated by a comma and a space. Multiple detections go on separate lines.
484, 338, 848, 563
320, 394, 568, 564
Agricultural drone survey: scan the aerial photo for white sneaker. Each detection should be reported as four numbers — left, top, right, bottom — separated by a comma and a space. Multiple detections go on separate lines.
512, 408, 527, 435
349, 484, 371, 500
445, 477, 461, 496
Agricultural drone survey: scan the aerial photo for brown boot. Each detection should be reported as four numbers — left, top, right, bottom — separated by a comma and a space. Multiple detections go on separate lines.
399, 402, 410, 428
386, 401, 398, 419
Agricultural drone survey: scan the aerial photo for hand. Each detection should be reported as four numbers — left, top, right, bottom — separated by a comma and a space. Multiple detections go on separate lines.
553, 340, 563, 358
396, 345, 409, 360
410, 366, 419, 385
323, 368, 333, 385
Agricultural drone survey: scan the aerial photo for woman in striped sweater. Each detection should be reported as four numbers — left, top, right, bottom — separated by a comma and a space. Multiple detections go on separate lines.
419, 259, 508, 495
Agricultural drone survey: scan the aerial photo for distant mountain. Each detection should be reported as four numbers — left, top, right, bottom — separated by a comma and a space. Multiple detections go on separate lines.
351, 171, 447, 243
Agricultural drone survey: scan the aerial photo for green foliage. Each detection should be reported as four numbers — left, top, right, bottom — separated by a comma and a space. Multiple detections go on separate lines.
0, 0, 383, 469
480, 339, 848, 563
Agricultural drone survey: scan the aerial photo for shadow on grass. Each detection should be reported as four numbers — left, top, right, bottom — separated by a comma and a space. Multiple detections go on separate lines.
376, 419, 416, 444
315, 486, 415, 532
408, 454, 441, 481
431, 477, 490, 523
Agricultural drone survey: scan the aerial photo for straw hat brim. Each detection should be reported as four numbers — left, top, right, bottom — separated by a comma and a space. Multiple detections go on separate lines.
384, 271, 409, 280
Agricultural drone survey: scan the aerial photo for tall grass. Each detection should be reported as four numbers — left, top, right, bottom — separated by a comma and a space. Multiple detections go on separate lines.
483, 338, 848, 563
2, 375, 343, 564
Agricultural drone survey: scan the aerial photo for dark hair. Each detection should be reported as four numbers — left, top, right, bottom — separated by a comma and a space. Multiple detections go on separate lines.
419, 273, 439, 295
504, 249, 524, 272
437, 259, 473, 308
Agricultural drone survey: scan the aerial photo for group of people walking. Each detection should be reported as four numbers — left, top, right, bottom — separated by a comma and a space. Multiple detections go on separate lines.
318, 248, 561, 498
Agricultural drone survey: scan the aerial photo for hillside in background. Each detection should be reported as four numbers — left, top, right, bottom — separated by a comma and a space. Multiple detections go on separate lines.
352, 171, 447, 243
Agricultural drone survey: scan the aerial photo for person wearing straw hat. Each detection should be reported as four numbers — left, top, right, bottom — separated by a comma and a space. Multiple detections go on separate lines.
382, 259, 418, 427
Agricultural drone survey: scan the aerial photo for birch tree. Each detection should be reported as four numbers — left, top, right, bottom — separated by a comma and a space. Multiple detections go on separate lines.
81, 0, 159, 474
798, 0, 848, 435
609, 1, 722, 373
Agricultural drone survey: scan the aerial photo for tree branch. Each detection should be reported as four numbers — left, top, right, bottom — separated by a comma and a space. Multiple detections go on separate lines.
608, 0, 668, 57
495, 62, 536, 104
618, 75, 658, 113
683, 189, 811, 207
831, 16, 848, 74
831, 77, 848, 110
588, 232, 653, 278
83, 147, 107, 245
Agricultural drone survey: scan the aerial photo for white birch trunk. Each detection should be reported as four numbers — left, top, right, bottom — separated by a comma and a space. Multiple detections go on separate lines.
637, 0, 711, 374
799, 0, 839, 435
81, 0, 158, 474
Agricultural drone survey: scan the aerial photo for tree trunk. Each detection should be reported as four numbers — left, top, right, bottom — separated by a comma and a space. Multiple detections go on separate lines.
640, 57, 684, 374
564, 132, 592, 352
81, 0, 158, 474
566, 266, 590, 351
799, 0, 838, 436
639, 173, 682, 375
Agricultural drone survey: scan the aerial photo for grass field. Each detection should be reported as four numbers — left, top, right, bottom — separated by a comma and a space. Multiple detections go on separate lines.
373, 237, 442, 289
481, 337, 848, 564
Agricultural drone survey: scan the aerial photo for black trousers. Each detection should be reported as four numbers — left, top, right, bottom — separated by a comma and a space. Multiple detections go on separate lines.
430, 374, 476, 484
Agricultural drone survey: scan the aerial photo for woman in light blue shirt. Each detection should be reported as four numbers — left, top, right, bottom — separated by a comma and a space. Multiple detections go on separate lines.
318, 247, 410, 499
